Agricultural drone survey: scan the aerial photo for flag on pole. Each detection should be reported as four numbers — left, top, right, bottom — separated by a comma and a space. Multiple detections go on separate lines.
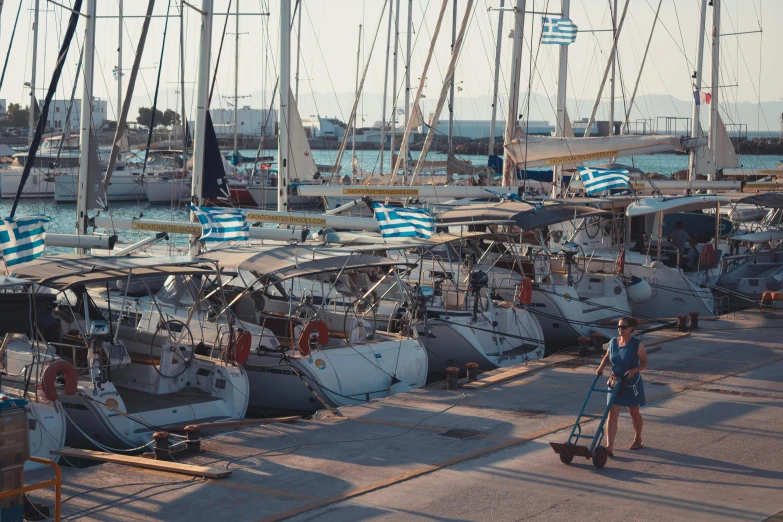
396, 107, 405, 115
577, 166, 631, 194
371, 203, 435, 239
189, 206, 249, 242
693, 89, 712, 105
0, 216, 50, 267
542, 17, 578, 45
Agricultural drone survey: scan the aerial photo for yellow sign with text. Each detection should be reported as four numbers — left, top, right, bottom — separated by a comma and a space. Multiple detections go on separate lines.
341, 187, 420, 197
544, 150, 620, 166
131, 222, 200, 234
245, 213, 327, 226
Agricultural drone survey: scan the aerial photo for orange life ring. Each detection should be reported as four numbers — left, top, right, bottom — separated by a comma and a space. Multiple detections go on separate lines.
233, 329, 252, 366
700, 243, 715, 266
517, 277, 533, 305
42, 360, 78, 402
298, 320, 329, 356
615, 248, 626, 275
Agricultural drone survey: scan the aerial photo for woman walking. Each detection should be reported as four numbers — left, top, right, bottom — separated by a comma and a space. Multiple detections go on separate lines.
596, 316, 648, 456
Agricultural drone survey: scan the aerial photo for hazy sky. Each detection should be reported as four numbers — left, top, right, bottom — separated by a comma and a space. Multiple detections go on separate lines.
1, 0, 780, 132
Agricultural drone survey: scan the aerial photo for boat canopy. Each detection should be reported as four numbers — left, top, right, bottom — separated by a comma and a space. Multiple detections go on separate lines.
727, 230, 783, 243
12, 255, 213, 290
0, 276, 35, 289
720, 192, 783, 208
437, 201, 610, 230
626, 195, 731, 217
211, 245, 414, 282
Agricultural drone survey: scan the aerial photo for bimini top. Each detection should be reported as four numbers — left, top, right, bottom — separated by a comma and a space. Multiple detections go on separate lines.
626, 195, 731, 217
727, 230, 783, 243
11, 255, 213, 290
437, 201, 610, 230
720, 192, 783, 209
209, 245, 414, 282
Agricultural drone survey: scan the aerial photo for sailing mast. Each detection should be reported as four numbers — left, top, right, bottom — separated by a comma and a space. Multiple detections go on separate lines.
707, 0, 720, 183
389, 0, 401, 172
551, 0, 569, 197
351, 25, 362, 175
29, 0, 40, 146
294, 0, 302, 99
76, 0, 97, 237
233, 0, 240, 164
402, 0, 412, 182
501, 0, 525, 188
489, 0, 504, 156
379, 2, 393, 178
608, 0, 617, 136
180, 0, 187, 184
278, 0, 291, 211
191, 0, 214, 240
118, 0, 123, 117
447, 0, 457, 160
687, 0, 707, 183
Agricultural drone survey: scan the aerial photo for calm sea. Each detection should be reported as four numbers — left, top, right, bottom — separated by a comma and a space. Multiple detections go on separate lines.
1, 149, 781, 236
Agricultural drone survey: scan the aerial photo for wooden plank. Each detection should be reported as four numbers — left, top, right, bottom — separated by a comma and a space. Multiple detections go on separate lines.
461, 361, 555, 390
168, 415, 300, 432
51, 448, 231, 478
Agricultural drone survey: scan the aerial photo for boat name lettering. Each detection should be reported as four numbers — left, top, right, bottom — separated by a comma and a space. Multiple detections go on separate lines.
131, 222, 200, 234
544, 150, 620, 165
341, 188, 420, 196
246, 213, 327, 226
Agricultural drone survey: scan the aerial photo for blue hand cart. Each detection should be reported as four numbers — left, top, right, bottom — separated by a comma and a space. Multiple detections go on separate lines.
550, 374, 620, 469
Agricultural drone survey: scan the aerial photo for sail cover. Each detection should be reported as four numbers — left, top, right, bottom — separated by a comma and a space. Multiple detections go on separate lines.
201, 112, 229, 199
288, 89, 318, 180
504, 135, 706, 169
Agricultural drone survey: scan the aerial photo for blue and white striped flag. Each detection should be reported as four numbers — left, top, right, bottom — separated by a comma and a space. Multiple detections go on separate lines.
542, 17, 578, 45
189, 206, 249, 242
371, 203, 435, 240
0, 216, 49, 267
577, 166, 631, 194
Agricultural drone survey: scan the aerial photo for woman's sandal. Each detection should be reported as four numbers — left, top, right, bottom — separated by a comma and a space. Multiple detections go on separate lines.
606, 449, 614, 457
629, 442, 644, 450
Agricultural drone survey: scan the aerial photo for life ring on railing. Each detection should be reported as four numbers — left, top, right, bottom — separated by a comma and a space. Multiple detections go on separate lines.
233, 329, 252, 366
42, 360, 78, 402
516, 277, 533, 305
298, 320, 329, 356
700, 243, 715, 267
615, 248, 626, 275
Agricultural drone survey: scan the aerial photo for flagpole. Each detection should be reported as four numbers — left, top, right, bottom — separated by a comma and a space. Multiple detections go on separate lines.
687, 0, 708, 184
501, 0, 525, 188
707, 0, 720, 184
552, 0, 569, 198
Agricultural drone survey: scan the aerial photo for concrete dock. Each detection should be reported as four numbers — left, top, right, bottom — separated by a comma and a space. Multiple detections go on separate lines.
23, 309, 783, 521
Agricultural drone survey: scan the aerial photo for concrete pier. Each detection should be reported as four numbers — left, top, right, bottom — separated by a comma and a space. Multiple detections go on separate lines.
23, 309, 783, 521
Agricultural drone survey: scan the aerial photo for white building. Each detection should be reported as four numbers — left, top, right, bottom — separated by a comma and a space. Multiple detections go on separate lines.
44, 98, 108, 130
301, 116, 347, 139
0, 99, 6, 118
210, 106, 277, 136
419, 117, 553, 139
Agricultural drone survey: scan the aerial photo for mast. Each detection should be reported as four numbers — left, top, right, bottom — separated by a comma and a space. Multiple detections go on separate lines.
180, 0, 187, 182
379, 2, 393, 177
608, 0, 616, 136
489, 0, 504, 156
118, 0, 123, 118
29, 0, 40, 145
687, 0, 707, 183
295, 0, 302, 99
501, 0, 525, 188
402, 0, 412, 182
390, 0, 400, 169
76, 0, 97, 236
707, 0, 720, 182
551, 0, 569, 197
278, 0, 291, 211
447, 0, 457, 159
191, 0, 214, 213
233, 0, 240, 161
352, 25, 362, 171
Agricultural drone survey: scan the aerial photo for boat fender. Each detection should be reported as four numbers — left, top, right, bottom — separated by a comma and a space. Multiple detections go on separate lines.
615, 248, 625, 275
516, 278, 533, 306
625, 276, 652, 304
42, 360, 78, 402
298, 320, 329, 356
234, 329, 252, 366
700, 243, 715, 266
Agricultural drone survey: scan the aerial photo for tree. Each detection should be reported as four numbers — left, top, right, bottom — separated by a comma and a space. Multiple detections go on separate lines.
136, 106, 164, 128
161, 109, 180, 126
7, 103, 29, 127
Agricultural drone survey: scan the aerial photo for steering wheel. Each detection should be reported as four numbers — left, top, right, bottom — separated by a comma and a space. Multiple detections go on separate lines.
344, 298, 377, 341
149, 319, 194, 379
293, 302, 319, 320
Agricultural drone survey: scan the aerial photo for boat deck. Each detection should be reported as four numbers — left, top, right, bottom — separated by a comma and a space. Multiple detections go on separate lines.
23, 308, 783, 521
114, 386, 222, 415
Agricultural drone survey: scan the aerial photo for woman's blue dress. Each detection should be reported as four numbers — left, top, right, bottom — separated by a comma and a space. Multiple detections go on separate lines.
607, 336, 646, 407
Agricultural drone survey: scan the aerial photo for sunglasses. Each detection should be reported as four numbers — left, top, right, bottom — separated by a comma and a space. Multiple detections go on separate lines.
617, 325, 631, 330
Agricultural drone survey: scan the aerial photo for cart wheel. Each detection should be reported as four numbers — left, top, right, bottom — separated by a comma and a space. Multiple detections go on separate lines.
559, 453, 574, 465
592, 446, 608, 469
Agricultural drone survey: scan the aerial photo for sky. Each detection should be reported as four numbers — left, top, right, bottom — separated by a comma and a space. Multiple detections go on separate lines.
0, 0, 780, 132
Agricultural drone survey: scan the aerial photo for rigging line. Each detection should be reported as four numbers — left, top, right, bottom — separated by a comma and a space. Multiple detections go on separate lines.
0, 0, 24, 91
207, 0, 232, 107
141, 0, 173, 176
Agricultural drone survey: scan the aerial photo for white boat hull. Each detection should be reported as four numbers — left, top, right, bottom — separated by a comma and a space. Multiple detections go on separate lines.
55, 173, 146, 202
0, 169, 56, 198
145, 179, 191, 204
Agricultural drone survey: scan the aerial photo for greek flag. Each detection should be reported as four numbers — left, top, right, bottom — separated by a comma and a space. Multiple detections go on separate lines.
0, 216, 49, 267
372, 203, 435, 239
577, 166, 631, 194
189, 206, 249, 242
542, 17, 578, 45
